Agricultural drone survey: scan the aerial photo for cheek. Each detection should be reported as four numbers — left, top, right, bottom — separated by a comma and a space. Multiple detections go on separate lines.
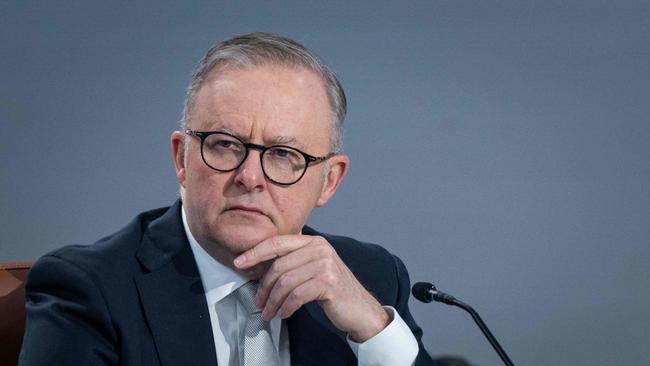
188, 157, 227, 188
271, 186, 320, 229
185, 167, 228, 208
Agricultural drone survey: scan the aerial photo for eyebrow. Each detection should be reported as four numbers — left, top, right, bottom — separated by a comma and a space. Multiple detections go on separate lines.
205, 124, 305, 149
268, 135, 302, 148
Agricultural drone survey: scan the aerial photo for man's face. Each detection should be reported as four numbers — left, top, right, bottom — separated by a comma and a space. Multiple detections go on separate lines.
172, 65, 348, 266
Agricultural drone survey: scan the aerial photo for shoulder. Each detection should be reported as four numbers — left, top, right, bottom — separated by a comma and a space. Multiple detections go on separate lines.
30, 204, 171, 282
21, 205, 175, 365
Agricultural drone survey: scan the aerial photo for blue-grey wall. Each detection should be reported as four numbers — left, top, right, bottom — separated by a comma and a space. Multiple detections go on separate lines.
1, 1, 648, 365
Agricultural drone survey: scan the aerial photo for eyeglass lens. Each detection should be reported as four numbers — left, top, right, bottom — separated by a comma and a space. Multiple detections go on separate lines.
201, 133, 308, 184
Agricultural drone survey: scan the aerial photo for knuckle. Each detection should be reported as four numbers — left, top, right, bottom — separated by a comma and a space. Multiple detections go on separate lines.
317, 244, 334, 257
276, 273, 292, 289
316, 258, 331, 273
287, 288, 303, 305
271, 237, 283, 252
247, 246, 258, 259
325, 245, 337, 257
268, 261, 283, 279
324, 272, 338, 285
282, 305, 297, 318
314, 259, 328, 273
321, 271, 338, 286
266, 293, 279, 308
322, 258, 338, 273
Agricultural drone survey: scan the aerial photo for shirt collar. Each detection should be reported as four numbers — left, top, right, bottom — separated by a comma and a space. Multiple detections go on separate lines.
182, 205, 248, 304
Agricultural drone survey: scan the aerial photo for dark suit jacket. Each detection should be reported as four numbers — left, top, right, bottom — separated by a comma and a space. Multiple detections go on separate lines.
19, 200, 436, 365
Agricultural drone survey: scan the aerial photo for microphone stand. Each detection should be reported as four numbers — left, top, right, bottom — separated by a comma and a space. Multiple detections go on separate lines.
448, 297, 513, 366
412, 282, 514, 366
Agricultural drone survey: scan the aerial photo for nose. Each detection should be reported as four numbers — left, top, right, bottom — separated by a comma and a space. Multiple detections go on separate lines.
233, 150, 266, 191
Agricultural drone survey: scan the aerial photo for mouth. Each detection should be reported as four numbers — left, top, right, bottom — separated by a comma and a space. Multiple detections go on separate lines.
226, 205, 266, 216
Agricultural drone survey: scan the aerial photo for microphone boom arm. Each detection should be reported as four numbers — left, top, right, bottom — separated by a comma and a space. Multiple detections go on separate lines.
412, 282, 514, 366
450, 297, 514, 366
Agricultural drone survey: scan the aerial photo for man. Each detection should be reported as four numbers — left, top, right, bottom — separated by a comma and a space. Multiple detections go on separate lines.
19, 33, 436, 365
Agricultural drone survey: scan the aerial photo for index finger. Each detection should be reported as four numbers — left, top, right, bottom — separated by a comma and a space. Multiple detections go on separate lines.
234, 235, 313, 269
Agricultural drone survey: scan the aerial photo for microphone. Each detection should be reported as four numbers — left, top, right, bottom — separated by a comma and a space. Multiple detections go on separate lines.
412, 282, 515, 366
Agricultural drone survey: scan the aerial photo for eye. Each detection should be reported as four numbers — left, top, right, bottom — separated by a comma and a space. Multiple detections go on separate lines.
216, 140, 234, 148
268, 147, 302, 163
205, 135, 243, 152
272, 148, 291, 157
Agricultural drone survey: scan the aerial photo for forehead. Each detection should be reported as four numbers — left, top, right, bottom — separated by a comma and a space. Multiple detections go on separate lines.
189, 64, 333, 150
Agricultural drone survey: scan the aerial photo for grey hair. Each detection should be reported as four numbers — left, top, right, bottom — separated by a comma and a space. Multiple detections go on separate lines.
181, 32, 346, 152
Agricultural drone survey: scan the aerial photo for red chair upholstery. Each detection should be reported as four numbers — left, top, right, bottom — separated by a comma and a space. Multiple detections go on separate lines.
0, 262, 32, 366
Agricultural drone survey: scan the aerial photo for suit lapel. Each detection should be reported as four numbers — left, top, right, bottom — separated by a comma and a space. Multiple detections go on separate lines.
134, 201, 217, 366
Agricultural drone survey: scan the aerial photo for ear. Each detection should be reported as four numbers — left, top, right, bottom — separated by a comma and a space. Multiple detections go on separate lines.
316, 154, 349, 207
171, 131, 187, 186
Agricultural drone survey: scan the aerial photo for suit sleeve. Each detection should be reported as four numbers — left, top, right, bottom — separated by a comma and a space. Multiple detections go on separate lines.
392, 255, 438, 366
19, 254, 118, 365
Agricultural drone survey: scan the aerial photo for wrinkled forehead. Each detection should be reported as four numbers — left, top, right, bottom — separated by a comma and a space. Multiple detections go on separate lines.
198, 61, 337, 123
189, 64, 334, 151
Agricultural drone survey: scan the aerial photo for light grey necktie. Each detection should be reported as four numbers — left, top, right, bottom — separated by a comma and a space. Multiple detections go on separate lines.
234, 281, 280, 366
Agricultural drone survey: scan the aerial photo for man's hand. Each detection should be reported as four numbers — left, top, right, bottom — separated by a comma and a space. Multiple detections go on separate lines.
233, 235, 390, 342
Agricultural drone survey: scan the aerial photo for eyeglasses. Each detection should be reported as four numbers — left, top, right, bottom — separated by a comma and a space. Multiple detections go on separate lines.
185, 129, 335, 185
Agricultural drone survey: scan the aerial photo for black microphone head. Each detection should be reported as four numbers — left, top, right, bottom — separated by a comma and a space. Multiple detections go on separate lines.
412, 282, 436, 303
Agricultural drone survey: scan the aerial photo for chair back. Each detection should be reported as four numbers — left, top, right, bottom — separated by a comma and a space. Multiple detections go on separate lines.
0, 262, 32, 366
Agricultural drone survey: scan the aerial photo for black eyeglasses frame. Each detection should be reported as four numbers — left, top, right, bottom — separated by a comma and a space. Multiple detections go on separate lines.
184, 129, 335, 186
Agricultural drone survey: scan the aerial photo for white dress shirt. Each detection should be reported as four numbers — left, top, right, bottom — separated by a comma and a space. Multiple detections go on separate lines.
182, 207, 418, 365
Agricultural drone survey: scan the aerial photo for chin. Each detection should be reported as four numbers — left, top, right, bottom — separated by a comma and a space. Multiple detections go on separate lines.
212, 223, 277, 254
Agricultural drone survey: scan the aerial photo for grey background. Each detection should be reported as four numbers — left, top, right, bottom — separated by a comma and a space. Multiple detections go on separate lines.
1, 1, 648, 365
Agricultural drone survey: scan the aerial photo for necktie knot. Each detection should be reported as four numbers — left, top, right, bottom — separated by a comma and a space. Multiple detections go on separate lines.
234, 281, 279, 365
235, 281, 262, 315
